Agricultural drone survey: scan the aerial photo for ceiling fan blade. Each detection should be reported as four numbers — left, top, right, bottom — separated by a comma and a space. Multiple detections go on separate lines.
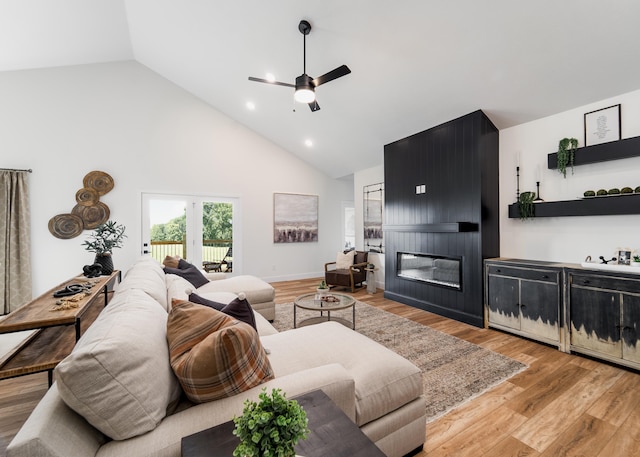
248, 76, 295, 88
312, 65, 351, 87
308, 100, 320, 112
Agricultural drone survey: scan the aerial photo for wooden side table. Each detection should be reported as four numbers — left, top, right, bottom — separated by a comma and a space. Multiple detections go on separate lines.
181, 389, 385, 457
365, 267, 378, 294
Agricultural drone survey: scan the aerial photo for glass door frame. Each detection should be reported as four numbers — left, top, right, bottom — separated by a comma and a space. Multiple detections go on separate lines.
141, 192, 241, 274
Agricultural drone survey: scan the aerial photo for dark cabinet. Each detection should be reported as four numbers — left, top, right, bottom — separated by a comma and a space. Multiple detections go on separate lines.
568, 270, 640, 368
484, 259, 640, 368
485, 260, 563, 349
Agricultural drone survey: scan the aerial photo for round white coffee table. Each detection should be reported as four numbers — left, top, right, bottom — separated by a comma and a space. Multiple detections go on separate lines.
293, 293, 356, 329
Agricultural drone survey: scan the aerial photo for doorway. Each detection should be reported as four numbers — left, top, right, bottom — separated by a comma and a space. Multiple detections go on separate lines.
141, 193, 240, 273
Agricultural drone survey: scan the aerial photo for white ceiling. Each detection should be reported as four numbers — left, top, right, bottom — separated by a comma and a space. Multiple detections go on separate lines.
3, 0, 640, 178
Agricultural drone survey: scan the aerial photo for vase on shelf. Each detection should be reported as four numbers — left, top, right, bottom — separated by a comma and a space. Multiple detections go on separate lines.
94, 253, 114, 275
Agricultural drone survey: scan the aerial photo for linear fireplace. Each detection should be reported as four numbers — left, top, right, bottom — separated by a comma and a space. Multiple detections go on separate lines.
397, 252, 462, 290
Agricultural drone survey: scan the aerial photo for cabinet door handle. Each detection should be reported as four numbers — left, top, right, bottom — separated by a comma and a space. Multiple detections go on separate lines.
496, 269, 501, 273
542, 275, 549, 279
583, 280, 590, 285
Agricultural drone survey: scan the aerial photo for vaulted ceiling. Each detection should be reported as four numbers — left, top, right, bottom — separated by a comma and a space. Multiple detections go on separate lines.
3, 1, 640, 178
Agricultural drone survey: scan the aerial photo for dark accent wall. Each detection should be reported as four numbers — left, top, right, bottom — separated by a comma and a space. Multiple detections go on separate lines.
383, 110, 499, 326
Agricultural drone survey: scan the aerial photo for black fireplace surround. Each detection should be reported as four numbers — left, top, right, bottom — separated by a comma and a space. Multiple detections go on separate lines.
383, 110, 499, 327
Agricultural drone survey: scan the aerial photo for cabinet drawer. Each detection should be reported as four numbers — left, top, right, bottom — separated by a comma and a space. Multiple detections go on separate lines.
487, 265, 559, 284
571, 274, 640, 295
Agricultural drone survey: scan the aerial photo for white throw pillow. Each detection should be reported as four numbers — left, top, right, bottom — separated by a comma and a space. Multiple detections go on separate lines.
336, 250, 356, 269
55, 289, 182, 440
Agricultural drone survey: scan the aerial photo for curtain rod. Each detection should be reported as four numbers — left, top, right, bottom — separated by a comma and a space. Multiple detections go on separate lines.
0, 168, 32, 173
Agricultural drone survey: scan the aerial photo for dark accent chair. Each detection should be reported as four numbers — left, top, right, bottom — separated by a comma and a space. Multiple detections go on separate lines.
324, 250, 369, 292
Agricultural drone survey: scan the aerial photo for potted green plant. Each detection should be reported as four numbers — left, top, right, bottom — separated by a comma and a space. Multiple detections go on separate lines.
518, 191, 536, 220
632, 255, 640, 267
316, 280, 329, 295
232, 388, 309, 457
82, 220, 126, 275
556, 137, 578, 178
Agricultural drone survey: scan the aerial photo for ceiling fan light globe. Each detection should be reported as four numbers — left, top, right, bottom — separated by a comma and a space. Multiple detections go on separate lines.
294, 88, 315, 103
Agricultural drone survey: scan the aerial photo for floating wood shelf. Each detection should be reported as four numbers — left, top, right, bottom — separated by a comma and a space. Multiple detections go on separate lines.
547, 135, 640, 169
382, 222, 478, 232
508, 193, 640, 218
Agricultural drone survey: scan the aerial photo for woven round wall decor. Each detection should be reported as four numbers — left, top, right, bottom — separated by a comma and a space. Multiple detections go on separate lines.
48, 213, 83, 239
48, 170, 114, 239
71, 201, 110, 229
75, 187, 99, 206
83, 171, 114, 196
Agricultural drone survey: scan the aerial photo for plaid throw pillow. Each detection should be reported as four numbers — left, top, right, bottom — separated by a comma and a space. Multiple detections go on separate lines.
167, 299, 274, 403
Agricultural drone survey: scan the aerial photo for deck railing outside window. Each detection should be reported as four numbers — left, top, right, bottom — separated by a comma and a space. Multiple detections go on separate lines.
150, 239, 232, 263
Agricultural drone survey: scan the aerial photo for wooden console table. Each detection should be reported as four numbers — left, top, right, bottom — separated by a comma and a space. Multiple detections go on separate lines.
0, 271, 120, 386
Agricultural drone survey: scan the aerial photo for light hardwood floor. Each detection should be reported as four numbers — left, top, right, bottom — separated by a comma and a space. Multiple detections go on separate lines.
2, 278, 639, 456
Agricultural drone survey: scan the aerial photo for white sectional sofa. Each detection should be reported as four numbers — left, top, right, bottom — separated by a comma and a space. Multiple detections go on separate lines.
7, 257, 426, 457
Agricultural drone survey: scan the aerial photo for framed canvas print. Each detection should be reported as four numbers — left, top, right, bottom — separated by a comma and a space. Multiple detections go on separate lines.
584, 104, 621, 147
273, 193, 318, 243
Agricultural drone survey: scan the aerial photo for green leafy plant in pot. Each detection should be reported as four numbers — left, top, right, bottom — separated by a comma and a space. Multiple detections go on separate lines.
82, 220, 126, 275
317, 279, 329, 295
518, 192, 536, 220
556, 137, 578, 178
232, 388, 309, 457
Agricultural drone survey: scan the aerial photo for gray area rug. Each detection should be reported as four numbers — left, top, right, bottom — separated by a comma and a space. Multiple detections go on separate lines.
272, 301, 527, 422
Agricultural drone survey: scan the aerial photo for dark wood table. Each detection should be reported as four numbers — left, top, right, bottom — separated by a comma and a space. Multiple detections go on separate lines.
181, 389, 385, 457
0, 271, 120, 386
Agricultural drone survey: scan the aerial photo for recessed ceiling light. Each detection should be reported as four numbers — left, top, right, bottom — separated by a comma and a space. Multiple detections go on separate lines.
265, 73, 276, 82
246, 101, 256, 110
304, 139, 313, 147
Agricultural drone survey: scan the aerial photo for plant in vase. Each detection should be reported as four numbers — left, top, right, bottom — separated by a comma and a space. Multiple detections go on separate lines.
632, 255, 640, 267
518, 191, 536, 220
317, 280, 329, 295
82, 220, 126, 275
556, 137, 578, 178
232, 388, 309, 457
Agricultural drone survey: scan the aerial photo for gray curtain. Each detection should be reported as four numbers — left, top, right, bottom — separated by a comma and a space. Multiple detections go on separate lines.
0, 170, 31, 314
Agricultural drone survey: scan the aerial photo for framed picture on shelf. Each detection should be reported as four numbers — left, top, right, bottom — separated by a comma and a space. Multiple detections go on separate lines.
584, 104, 621, 147
617, 249, 632, 266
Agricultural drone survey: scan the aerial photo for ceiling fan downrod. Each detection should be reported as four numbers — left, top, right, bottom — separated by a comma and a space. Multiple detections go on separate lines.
299, 20, 311, 75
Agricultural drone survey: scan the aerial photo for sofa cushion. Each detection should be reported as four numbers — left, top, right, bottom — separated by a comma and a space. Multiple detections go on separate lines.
164, 265, 209, 289
188, 293, 257, 330
196, 275, 274, 305
54, 288, 181, 440
117, 257, 169, 310
188, 292, 225, 310
167, 300, 274, 403
261, 322, 422, 426
162, 255, 181, 269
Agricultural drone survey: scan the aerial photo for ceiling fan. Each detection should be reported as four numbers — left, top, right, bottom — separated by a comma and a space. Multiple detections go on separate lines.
248, 20, 351, 112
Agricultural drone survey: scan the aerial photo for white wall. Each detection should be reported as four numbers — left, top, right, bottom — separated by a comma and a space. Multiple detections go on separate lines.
354, 164, 385, 289
0, 61, 352, 296
500, 89, 640, 263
